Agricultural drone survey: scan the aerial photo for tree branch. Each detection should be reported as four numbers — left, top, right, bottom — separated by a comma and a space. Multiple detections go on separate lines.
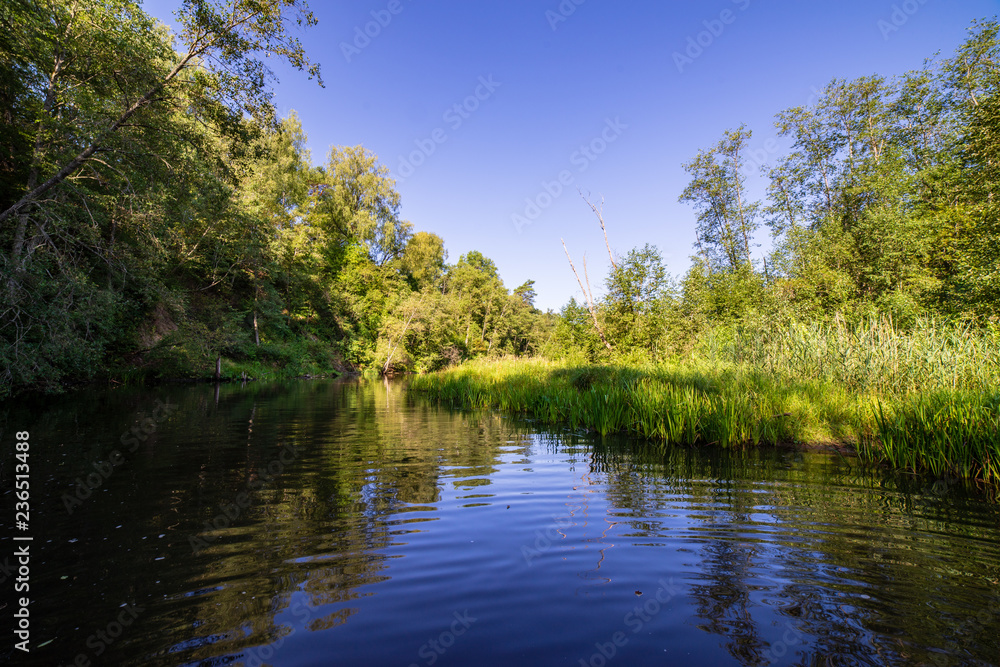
580, 191, 617, 271
562, 238, 612, 350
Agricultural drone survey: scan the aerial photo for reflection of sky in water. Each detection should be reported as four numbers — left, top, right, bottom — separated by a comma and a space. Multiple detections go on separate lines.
7, 378, 999, 667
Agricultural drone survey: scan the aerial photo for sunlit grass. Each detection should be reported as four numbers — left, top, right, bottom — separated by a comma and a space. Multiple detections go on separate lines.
700, 315, 1000, 394
411, 358, 857, 447
411, 318, 1000, 489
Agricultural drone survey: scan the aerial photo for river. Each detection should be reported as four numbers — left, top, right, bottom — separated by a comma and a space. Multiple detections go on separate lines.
2, 378, 998, 666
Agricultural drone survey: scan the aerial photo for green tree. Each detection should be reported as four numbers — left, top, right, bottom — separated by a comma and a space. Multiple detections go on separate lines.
2, 0, 322, 234
400, 231, 447, 290
0, 0, 324, 396
603, 244, 676, 357
312, 146, 412, 266
679, 125, 761, 270
939, 19, 1000, 314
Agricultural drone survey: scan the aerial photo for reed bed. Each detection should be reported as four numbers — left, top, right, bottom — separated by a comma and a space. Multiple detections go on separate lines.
411, 359, 852, 448
860, 392, 1000, 483
700, 315, 1000, 394
411, 318, 1000, 489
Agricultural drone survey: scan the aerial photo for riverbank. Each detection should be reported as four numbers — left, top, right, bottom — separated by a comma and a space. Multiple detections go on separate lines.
94, 336, 356, 391
410, 357, 1000, 491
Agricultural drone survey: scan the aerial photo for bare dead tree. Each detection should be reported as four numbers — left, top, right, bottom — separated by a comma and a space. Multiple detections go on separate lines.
561, 239, 612, 351
580, 191, 617, 271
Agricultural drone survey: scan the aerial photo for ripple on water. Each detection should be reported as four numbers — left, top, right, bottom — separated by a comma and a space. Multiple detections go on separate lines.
15, 379, 1000, 667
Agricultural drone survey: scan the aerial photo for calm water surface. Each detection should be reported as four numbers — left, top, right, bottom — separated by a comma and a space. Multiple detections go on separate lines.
2, 378, 999, 666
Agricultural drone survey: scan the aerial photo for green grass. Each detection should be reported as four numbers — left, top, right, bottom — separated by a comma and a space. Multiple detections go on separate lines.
412, 358, 853, 444
411, 343, 1000, 490
861, 392, 1000, 483
701, 315, 1000, 394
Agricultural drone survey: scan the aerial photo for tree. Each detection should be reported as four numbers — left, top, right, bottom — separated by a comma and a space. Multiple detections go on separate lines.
240, 113, 319, 343
766, 74, 954, 316
939, 19, 1000, 314
679, 125, 760, 270
0, 0, 324, 395
312, 146, 412, 266
2, 0, 322, 248
400, 231, 447, 290
454, 250, 499, 280
513, 280, 537, 307
603, 244, 675, 355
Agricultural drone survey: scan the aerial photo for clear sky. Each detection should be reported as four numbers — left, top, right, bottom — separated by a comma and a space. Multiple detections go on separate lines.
142, 0, 999, 312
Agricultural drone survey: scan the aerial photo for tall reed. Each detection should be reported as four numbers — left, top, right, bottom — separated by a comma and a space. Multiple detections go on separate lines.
411, 315, 1000, 490
700, 315, 1000, 394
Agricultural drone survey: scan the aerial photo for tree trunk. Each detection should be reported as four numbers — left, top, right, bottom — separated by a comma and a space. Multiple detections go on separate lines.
581, 192, 617, 270
562, 239, 613, 351
383, 301, 421, 374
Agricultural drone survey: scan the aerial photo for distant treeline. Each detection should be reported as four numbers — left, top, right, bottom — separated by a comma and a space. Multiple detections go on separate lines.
548, 18, 1000, 362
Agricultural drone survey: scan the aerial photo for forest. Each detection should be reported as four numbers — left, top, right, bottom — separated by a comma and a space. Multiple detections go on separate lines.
549, 17, 1000, 362
3, 0, 1000, 486
0, 0, 553, 399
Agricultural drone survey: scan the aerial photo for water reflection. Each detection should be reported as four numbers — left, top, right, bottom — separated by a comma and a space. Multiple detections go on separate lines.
594, 441, 1000, 666
0, 379, 997, 666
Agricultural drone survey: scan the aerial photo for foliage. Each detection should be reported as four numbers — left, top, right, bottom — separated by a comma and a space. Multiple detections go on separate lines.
0, 0, 551, 398
679, 124, 760, 270
549, 18, 1000, 372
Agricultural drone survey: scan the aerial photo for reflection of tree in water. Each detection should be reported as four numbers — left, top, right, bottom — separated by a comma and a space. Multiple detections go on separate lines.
689, 537, 768, 665
676, 450, 769, 666
589, 441, 1000, 666
33, 378, 519, 666
575, 463, 618, 587
591, 444, 766, 663
20, 380, 1000, 666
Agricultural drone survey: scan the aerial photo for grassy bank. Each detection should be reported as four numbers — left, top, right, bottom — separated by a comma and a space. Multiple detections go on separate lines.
410, 319, 1000, 489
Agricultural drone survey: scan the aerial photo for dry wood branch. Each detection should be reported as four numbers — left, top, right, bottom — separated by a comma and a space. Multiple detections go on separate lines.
580, 191, 617, 271
561, 238, 612, 351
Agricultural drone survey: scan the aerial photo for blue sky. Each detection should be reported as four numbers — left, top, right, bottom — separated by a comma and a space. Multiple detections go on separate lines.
143, 0, 999, 312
